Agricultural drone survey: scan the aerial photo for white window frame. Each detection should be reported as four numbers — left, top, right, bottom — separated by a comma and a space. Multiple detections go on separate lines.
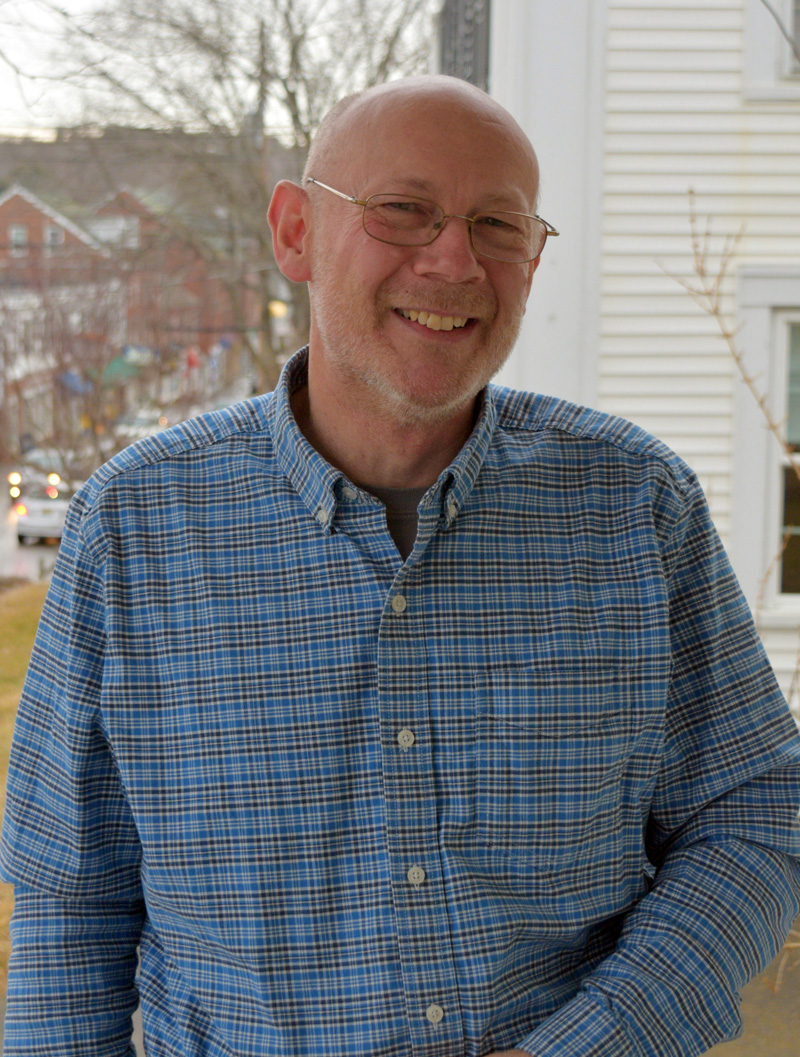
780, 0, 800, 77
792, 0, 800, 69
744, 0, 800, 100
732, 269, 800, 615
9, 224, 28, 257
774, 315, 800, 596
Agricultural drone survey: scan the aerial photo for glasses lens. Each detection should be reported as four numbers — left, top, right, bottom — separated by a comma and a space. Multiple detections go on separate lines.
471, 213, 545, 262
363, 194, 441, 245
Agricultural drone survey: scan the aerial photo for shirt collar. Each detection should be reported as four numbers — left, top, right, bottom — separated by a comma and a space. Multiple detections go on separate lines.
267, 347, 498, 531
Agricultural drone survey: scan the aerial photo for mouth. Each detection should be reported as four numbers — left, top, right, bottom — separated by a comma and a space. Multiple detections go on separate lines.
396, 308, 473, 332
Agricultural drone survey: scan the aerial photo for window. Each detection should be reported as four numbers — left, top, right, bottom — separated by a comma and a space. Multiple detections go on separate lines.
9, 224, 28, 257
730, 270, 800, 612
44, 223, 65, 255
744, 0, 800, 99
781, 323, 800, 591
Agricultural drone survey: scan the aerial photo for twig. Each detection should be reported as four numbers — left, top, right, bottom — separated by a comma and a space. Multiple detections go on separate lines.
758, 0, 800, 67
663, 192, 800, 489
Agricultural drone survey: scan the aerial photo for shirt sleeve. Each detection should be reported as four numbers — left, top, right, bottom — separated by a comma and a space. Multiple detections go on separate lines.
0, 493, 145, 1056
514, 476, 800, 1057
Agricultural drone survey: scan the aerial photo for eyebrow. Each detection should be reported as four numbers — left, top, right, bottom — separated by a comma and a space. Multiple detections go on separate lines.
370, 175, 437, 197
376, 176, 532, 211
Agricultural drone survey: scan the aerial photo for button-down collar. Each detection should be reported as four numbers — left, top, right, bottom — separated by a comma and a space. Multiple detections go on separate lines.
267, 347, 497, 534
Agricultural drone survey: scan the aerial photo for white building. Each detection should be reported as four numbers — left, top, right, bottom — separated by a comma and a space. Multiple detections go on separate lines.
438, 0, 800, 706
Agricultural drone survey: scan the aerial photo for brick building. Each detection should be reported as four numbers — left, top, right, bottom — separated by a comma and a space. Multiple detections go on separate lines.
0, 183, 249, 460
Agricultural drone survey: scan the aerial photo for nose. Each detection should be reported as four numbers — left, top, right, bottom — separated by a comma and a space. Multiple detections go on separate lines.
411, 215, 486, 284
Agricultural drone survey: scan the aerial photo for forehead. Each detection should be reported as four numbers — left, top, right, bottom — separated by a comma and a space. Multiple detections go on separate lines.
325, 89, 538, 210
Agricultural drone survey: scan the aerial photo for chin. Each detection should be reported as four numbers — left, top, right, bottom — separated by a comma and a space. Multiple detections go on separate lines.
397, 351, 515, 425
366, 368, 491, 427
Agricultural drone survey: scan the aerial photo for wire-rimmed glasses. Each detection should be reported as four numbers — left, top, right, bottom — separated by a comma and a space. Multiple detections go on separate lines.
306, 177, 559, 264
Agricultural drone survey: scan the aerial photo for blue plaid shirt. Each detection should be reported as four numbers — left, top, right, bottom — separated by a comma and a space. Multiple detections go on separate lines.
3, 348, 800, 1057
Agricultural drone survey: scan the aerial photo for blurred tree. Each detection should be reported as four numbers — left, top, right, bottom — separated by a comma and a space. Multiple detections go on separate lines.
18, 0, 435, 391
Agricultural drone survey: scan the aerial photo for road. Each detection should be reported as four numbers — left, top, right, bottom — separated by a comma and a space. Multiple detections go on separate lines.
0, 501, 60, 584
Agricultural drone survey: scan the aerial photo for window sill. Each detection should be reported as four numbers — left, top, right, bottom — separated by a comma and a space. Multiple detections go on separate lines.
743, 81, 800, 103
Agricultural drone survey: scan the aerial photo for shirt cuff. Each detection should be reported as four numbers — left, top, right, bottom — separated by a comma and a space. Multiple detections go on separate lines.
514, 990, 638, 1057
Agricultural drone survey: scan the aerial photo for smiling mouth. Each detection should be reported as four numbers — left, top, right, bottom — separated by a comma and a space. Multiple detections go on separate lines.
397, 308, 472, 332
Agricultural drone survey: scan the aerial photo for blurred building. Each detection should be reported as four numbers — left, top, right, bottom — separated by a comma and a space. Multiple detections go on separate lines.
0, 124, 302, 463
0, 182, 250, 458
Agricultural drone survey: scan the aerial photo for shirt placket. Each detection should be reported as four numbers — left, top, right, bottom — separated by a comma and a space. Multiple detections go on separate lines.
378, 567, 465, 1055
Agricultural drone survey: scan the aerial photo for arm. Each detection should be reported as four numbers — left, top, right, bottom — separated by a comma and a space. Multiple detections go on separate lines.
0, 494, 144, 1056
513, 478, 800, 1057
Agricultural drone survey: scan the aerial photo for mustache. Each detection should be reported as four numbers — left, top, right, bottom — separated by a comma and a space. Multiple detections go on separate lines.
379, 283, 496, 319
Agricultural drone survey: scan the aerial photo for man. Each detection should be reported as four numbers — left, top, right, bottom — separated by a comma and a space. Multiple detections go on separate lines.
2, 75, 799, 1057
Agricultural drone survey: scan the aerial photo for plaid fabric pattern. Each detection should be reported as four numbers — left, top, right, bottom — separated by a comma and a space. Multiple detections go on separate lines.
2, 347, 800, 1057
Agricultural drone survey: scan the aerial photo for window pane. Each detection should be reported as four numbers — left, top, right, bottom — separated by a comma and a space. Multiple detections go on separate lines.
9, 223, 28, 257
787, 324, 800, 449
781, 463, 800, 592
783, 326, 800, 590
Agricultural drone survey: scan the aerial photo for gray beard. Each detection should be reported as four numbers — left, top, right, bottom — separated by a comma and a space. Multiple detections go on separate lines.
309, 286, 523, 427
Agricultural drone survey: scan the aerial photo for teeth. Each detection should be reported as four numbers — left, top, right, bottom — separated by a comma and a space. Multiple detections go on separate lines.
399, 309, 469, 331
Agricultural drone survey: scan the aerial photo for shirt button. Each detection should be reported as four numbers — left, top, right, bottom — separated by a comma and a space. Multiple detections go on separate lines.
407, 865, 426, 886
315, 507, 329, 526
397, 728, 415, 750
342, 486, 358, 500
447, 499, 458, 520
391, 594, 407, 614
426, 1004, 444, 1026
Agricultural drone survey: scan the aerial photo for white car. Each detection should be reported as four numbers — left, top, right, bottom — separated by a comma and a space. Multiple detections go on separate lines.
7, 444, 104, 499
15, 484, 75, 545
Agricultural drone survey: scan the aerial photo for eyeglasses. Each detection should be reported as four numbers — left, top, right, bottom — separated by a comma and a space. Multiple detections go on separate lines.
306, 177, 559, 264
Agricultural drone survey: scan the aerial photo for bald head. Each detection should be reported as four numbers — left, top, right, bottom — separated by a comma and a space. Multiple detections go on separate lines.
304, 75, 539, 210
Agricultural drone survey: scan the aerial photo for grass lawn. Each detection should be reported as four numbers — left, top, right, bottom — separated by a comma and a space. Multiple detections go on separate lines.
0, 580, 49, 988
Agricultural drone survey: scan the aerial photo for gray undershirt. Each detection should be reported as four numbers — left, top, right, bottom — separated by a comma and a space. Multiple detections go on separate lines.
366, 485, 429, 561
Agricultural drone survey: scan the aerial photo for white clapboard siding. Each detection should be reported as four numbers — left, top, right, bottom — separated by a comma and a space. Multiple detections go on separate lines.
600, 1, 800, 703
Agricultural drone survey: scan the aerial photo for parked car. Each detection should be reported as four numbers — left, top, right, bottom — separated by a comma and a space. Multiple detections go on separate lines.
7, 443, 106, 501
15, 483, 75, 545
7, 452, 61, 501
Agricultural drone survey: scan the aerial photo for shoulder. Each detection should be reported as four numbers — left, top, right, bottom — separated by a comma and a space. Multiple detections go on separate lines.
82, 394, 275, 497
70, 394, 278, 552
488, 384, 697, 498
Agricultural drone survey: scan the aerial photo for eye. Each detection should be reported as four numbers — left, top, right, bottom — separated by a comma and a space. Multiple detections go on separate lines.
369, 195, 437, 216
385, 200, 426, 213
377, 200, 436, 222
476, 213, 523, 233
367, 197, 439, 234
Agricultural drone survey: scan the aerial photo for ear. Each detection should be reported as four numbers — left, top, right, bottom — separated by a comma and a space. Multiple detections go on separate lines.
268, 180, 312, 283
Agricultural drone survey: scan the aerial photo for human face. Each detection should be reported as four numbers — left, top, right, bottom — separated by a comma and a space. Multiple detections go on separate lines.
305, 90, 539, 426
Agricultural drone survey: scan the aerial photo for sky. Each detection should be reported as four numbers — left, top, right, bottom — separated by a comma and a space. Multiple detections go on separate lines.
0, 0, 97, 134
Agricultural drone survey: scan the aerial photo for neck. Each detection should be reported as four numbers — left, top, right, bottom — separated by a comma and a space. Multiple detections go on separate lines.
291, 359, 477, 490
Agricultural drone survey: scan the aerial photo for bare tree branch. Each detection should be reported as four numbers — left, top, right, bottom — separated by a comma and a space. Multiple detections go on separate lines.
661, 190, 800, 490
759, 0, 800, 66
6, 0, 436, 388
